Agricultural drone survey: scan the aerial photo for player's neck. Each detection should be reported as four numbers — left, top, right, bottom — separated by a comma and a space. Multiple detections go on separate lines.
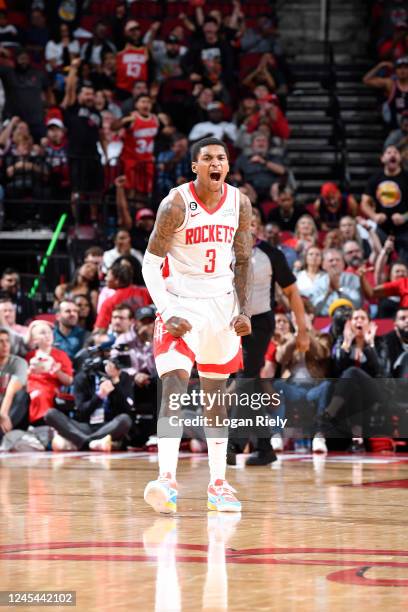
193, 180, 224, 209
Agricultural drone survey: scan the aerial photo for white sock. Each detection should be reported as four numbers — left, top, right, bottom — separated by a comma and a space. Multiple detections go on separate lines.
158, 437, 181, 480
206, 437, 227, 483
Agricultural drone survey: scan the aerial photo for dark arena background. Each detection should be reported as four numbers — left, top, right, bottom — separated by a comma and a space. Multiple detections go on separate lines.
0, 0, 408, 610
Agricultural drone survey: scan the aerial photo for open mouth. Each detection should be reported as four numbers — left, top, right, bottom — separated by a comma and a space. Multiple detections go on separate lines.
210, 171, 221, 182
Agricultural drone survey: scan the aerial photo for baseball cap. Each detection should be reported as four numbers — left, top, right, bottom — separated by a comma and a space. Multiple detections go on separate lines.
396, 56, 408, 66
207, 101, 223, 111
135, 306, 156, 321
135, 208, 155, 221
328, 298, 353, 317
320, 181, 340, 198
125, 20, 140, 33
46, 118, 64, 129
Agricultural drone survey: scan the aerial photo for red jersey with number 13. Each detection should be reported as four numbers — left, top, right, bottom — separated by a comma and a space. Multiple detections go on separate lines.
116, 47, 148, 92
122, 113, 159, 162
162, 181, 240, 298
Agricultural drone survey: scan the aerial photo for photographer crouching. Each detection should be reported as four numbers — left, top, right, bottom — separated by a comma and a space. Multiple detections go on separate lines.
110, 305, 157, 446
44, 334, 133, 452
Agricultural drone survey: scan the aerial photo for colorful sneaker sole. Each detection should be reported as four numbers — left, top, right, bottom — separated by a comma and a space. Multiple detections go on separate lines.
207, 497, 242, 512
144, 482, 177, 514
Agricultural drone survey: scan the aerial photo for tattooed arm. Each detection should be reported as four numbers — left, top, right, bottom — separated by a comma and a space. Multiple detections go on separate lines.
142, 192, 192, 337
231, 192, 253, 336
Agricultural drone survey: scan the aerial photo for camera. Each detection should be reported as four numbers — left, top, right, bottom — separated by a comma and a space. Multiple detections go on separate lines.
331, 306, 353, 338
110, 343, 132, 370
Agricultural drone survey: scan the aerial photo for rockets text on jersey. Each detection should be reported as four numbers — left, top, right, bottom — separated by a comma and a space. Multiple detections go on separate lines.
162, 181, 240, 298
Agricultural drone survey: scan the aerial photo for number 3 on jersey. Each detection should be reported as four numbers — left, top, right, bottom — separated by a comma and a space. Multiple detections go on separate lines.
204, 249, 216, 273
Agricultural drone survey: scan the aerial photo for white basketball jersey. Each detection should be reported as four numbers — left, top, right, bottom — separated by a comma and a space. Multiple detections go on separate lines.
163, 181, 240, 298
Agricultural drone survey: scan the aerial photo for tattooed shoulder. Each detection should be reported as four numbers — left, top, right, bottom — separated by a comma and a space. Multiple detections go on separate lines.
146, 191, 186, 257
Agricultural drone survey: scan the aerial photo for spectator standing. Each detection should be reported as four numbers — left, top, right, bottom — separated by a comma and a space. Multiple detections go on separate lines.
363, 57, 408, 129
361, 145, 408, 263
116, 20, 150, 98
41, 117, 70, 200
115, 93, 159, 196
0, 48, 52, 141
181, 18, 235, 88
150, 34, 186, 83
62, 59, 106, 219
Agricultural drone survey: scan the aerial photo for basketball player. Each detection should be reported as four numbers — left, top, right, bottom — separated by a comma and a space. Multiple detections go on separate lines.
142, 137, 253, 513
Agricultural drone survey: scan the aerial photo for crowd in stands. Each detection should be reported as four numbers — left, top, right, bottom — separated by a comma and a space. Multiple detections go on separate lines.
0, 0, 407, 454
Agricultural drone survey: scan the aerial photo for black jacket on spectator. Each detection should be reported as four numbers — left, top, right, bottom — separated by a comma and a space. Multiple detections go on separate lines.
332, 337, 387, 378
0, 65, 48, 129
73, 370, 134, 423
383, 330, 408, 377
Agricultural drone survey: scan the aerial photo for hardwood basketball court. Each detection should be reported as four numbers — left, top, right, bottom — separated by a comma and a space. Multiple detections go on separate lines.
0, 451, 407, 611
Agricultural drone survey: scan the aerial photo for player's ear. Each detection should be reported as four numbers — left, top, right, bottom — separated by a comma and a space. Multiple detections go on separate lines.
191, 162, 197, 174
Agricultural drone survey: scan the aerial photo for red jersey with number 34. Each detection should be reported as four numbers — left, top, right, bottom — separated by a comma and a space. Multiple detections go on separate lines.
162, 181, 240, 298
116, 46, 148, 92
121, 113, 159, 162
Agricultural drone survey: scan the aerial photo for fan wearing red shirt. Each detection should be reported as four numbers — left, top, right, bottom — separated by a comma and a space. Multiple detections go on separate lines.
94, 261, 150, 331
25, 321, 73, 424
116, 20, 150, 96
372, 263, 408, 308
115, 94, 159, 195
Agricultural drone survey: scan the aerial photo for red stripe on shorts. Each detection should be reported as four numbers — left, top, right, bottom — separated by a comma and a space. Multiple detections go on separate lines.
196, 346, 243, 374
153, 317, 195, 363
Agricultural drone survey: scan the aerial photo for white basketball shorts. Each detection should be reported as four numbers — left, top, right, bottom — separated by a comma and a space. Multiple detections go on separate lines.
153, 291, 242, 379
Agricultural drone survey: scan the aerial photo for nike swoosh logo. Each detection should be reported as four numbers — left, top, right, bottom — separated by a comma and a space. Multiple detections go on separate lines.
191, 212, 201, 217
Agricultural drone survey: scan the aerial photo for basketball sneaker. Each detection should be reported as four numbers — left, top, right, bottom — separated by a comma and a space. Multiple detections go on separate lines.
207, 479, 242, 512
312, 436, 328, 454
144, 473, 178, 514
